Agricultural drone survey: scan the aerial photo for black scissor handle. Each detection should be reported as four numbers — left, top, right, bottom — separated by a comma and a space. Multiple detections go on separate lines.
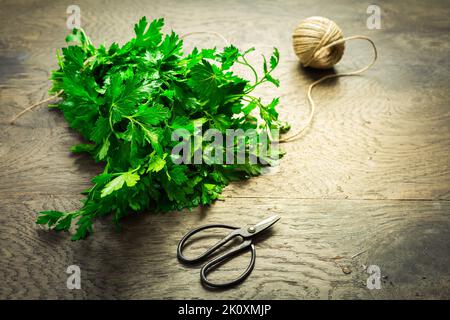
177, 224, 240, 264
200, 240, 256, 288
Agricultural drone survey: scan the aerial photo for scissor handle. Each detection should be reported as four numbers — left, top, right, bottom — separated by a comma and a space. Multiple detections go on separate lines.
200, 240, 255, 288
177, 224, 240, 264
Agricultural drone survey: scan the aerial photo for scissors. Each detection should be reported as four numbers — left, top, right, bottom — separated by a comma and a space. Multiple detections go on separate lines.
177, 215, 280, 288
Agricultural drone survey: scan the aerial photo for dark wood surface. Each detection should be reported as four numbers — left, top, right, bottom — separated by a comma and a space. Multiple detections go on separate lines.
0, 0, 449, 299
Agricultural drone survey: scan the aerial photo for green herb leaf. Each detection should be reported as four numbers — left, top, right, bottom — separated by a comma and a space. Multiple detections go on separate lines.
101, 171, 140, 198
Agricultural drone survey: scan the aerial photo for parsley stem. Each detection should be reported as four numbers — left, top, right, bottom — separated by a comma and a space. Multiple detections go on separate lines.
237, 57, 258, 85
109, 103, 120, 137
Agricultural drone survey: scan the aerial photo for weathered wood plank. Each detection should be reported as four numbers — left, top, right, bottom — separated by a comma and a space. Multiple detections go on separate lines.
0, 0, 449, 300
0, 196, 448, 299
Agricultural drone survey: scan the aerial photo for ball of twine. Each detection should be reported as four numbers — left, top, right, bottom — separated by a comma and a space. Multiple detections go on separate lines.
292, 16, 345, 69
279, 16, 378, 142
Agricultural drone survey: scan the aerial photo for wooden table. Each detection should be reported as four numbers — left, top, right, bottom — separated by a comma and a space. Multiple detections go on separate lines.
1, 0, 449, 299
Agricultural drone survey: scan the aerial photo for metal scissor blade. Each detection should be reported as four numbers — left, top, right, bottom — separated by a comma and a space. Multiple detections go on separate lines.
252, 215, 280, 234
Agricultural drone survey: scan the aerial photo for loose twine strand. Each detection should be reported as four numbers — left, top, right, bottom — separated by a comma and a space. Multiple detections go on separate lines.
9, 90, 63, 125
279, 35, 378, 142
9, 32, 377, 145
181, 31, 230, 46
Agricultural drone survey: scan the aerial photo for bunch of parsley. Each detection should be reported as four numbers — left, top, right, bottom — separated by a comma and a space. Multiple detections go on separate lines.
37, 17, 288, 240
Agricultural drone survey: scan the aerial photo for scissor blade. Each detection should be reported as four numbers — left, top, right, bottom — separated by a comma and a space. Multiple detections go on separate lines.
253, 215, 280, 234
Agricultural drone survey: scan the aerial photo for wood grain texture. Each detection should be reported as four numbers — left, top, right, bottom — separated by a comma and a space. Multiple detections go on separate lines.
1, 196, 449, 299
0, 0, 449, 299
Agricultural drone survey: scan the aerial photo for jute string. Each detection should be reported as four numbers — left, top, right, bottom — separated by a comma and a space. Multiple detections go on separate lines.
279, 35, 377, 142
9, 90, 63, 125
181, 31, 230, 46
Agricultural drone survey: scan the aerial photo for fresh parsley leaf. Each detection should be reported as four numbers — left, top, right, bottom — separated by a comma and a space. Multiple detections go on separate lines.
101, 171, 140, 198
